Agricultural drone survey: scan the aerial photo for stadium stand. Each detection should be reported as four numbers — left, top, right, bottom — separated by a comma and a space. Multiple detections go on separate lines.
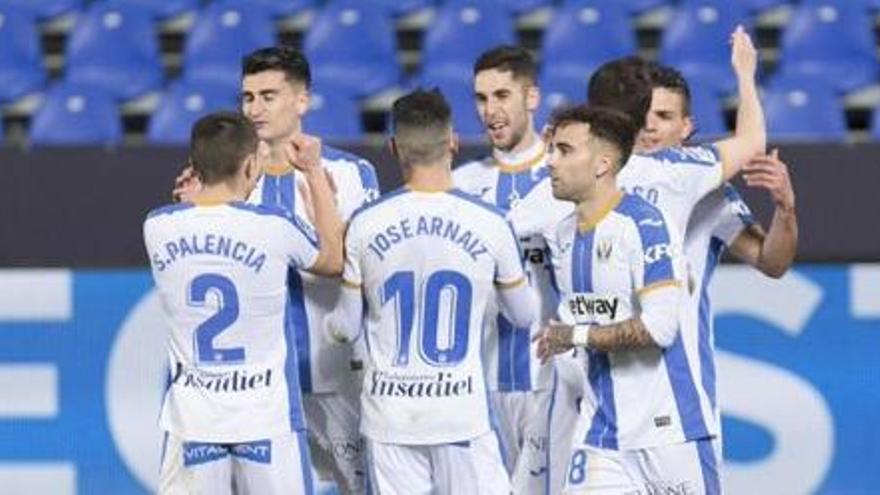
64, 2, 163, 100
146, 79, 237, 145
102, 0, 199, 19
658, 0, 751, 94
0, 0, 83, 19
302, 82, 364, 139
29, 81, 122, 145
0, 5, 47, 102
688, 83, 727, 137
540, 0, 637, 102
181, 0, 276, 93
773, 1, 879, 93
304, 0, 400, 97
763, 78, 848, 142
1, 0, 879, 144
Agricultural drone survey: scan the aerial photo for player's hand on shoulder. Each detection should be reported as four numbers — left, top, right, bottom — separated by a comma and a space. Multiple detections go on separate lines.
730, 24, 757, 80
743, 149, 795, 211
172, 164, 203, 203
287, 133, 323, 174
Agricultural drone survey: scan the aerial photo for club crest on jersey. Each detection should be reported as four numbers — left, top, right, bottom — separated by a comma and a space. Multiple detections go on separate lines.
596, 239, 613, 261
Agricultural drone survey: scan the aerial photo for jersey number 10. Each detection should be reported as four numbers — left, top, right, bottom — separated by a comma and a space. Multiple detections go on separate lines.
381, 270, 472, 367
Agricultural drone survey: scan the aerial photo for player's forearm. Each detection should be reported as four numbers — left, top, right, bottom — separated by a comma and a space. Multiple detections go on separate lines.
727, 74, 766, 178
587, 318, 659, 352
305, 170, 344, 275
756, 206, 798, 278
497, 280, 538, 331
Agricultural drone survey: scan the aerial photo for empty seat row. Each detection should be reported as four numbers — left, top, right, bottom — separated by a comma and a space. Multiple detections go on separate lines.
3, 0, 879, 107
9, 77, 871, 146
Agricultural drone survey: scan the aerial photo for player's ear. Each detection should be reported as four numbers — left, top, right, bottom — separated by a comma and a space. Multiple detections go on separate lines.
449, 130, 459, 156
526, 83, 540, 113
388, 137, 400, 162
293, 85, 310, 117
681, 115, 695, 142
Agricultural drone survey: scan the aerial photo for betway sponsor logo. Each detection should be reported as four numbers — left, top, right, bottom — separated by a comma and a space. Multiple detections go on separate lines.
568, 294, 620, 322
170, 362, 272, 393
369, 371, 474, 398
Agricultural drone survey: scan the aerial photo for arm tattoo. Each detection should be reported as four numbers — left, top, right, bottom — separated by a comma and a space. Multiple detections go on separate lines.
588, 317, 658, 352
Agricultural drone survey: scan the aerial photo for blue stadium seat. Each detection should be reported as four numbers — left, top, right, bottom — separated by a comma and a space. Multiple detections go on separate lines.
147, 80, 238, 145
0, 0, 82, 19
29, 82, 123, 146
102, 0, 199, 19
421, 0, 516, 88
0, 5, 47, 102
224, 0, 314, 17
872, 105, 880, 141
303, 84, 363, 140
739, 0, 790, 14
428, 79, 483, 140
484, 0, 553, 15
612, 0, 670, 14
304, 1, 400, 97
762, 78, 847, 142
688, 83, 726, 137
181, 0, 276, 93
659, 1, 750, 94
64, 3, 163, 100
541, 0, 637, 104
774, 2, 878, 93
534, 87, 575, 129
368, 0, 434, 16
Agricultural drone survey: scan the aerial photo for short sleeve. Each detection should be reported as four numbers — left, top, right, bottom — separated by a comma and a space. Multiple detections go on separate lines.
280, 212, 321, 270
712, 184, 757, 246
631, 209, 680, 295
656, 145, 724, 212
493, 219, 527, 288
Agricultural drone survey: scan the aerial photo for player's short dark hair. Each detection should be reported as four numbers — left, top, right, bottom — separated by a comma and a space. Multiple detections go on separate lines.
390, 88, 452, 166
650, 64, 692, 116
587, 56, 655, 130
242, 45, 311, 89
549, 104, 637, 167
473, 45, 537, 83
189, 111, 259, 185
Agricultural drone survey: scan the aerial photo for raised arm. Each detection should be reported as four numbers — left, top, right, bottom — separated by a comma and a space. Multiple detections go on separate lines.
727, 150, 798, 278
714, 25, 766, 182
289, 134, 344, 276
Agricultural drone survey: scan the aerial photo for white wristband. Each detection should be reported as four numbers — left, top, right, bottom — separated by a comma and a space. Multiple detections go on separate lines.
571, 324, 592, 348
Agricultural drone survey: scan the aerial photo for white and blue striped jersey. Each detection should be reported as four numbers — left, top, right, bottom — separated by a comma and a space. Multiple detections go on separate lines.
684, 184, 755, 418
453, 141, 559, 392
546, 192, 714, 451
343, 187, 527, 445
250, 146, 379, 394
144, 201, 320, 443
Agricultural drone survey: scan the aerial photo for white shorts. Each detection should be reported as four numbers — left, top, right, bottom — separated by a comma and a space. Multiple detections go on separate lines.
491, 389, 553, 495
562, 438, 721, 495
547, 351, 588, 495
365, 431, 510, 495
303, 389, 365, 494
158, 431, 313, 495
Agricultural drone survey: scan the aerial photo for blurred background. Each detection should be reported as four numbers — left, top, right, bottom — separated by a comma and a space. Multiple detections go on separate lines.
0, 0, 878, 493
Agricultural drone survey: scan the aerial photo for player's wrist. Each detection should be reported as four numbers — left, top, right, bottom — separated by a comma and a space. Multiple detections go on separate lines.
571, 324, 592, 348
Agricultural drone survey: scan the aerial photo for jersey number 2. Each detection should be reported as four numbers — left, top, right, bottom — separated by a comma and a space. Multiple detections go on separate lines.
382, 270, 472, 367
188, 273, 244, 364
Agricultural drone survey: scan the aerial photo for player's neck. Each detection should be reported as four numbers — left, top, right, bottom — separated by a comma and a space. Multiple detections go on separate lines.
575, 181, 621, 231
263, 128, 304, 172
191, 182, 247, 205
493, 128, 541, 165
405, 162, 454, 192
